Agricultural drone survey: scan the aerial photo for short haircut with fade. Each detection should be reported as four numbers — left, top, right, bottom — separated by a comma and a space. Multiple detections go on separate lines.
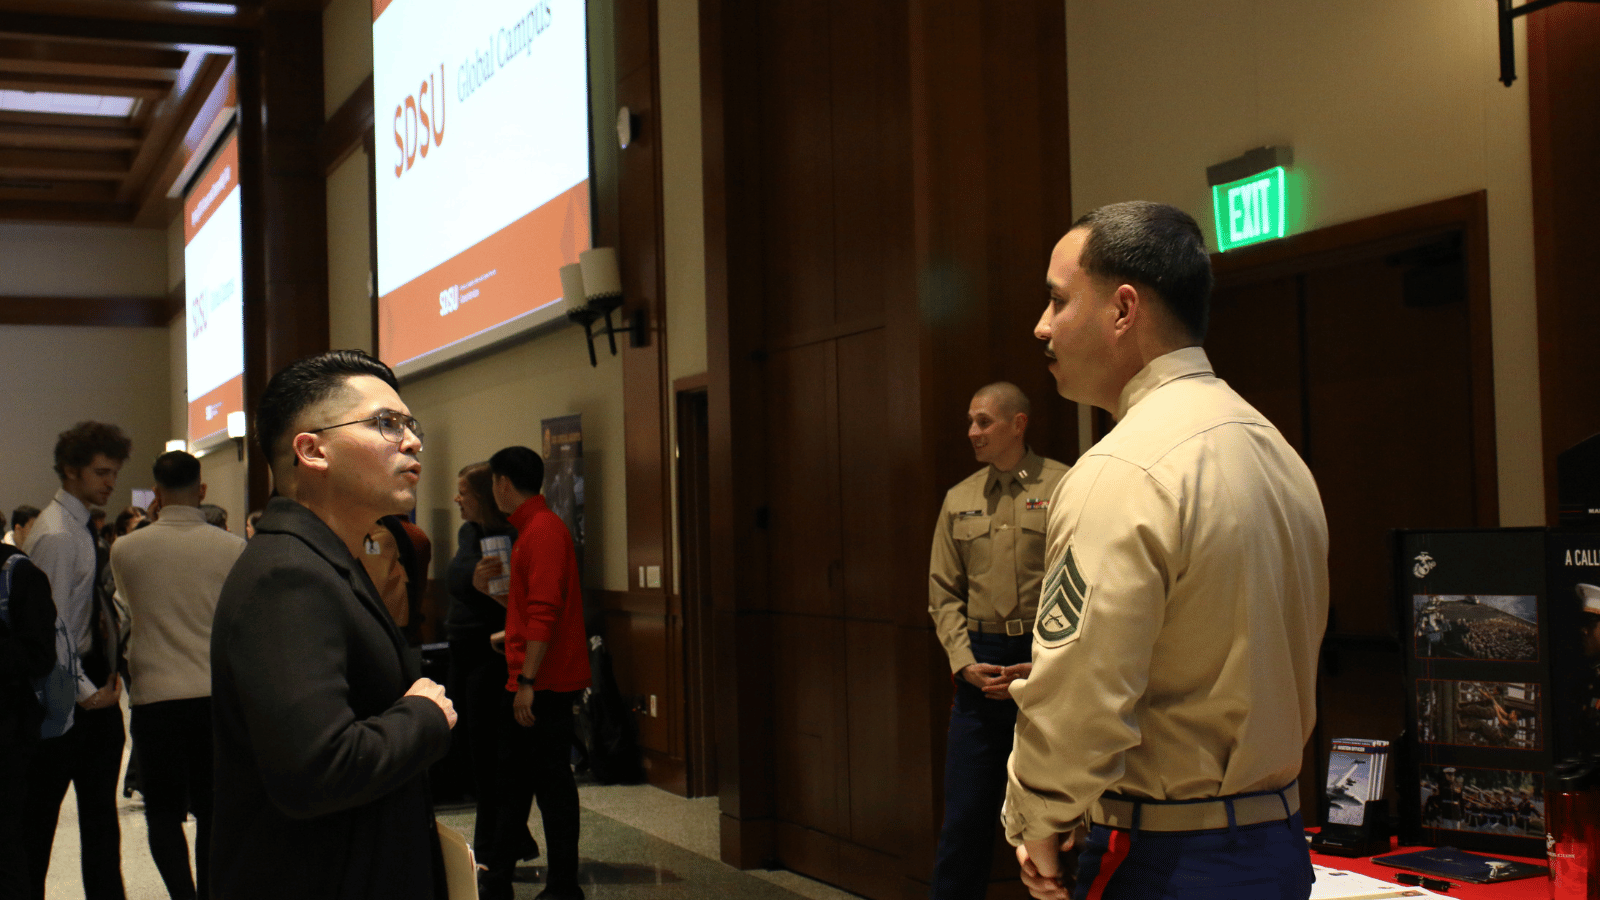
489, 446, 545, 496
53, 421, 132, 479
255, 350, 399, 472
1072, 201, 1214, 343
974, 382, 1031, 419
152, 450, 202, 491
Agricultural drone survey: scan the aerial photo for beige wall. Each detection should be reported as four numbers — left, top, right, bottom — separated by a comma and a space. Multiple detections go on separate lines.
0, 223, 166, 298
324, 0, 375, 118
0, 324, 172, 525
659, 0, 706, 593
1066, 0, 1543, 525
0, 222, 171, 526
327, 151, 374, 351
321, 0, 632, 589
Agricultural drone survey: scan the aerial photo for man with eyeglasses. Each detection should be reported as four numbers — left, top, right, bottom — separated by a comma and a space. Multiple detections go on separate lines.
210, 350, 458, 900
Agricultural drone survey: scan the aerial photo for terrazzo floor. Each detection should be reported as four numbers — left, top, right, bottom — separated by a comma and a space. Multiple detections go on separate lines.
41, 703, 862, 900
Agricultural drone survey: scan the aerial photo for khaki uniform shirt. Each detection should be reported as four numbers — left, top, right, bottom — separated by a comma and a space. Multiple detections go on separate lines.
929, 449, 1070, 673
1003, 348, 1328, 842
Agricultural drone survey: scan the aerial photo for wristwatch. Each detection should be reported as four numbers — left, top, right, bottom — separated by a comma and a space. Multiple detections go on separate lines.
517, 675, 538, 687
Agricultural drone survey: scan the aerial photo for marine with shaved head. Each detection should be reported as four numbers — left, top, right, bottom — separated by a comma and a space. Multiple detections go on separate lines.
927, 381, 1068, 899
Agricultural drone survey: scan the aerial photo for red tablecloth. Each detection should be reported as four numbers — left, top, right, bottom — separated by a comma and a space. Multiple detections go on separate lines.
1309, 836, 1550, 899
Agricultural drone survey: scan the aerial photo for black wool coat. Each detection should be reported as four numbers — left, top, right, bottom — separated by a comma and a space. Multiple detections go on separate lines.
210, 497, 451, 900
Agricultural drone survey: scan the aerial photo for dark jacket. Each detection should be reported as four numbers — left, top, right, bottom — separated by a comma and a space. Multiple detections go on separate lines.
210, 497, 451, 900
0, 545, 58, 747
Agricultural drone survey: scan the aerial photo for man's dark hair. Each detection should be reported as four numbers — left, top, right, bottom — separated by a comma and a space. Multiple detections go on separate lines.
489, 446, 544, 496
256, 350, 399, 471
53, 421, 132, 479
199, 504, 228, 529
114, 506, 145, 536
152, 450, 202, 491
1072, 201, 1213, 342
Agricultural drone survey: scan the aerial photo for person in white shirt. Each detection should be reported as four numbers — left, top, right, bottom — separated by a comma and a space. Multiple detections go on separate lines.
111, 450, 246, 900
21, 420, 132, 900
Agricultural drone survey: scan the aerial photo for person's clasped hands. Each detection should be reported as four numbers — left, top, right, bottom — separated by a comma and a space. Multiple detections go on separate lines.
962, 661, 1033, 699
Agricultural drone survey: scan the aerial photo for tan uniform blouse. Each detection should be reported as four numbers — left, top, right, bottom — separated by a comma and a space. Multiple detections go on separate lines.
1003, 348, 1329, 843
929, 449, 1070, 673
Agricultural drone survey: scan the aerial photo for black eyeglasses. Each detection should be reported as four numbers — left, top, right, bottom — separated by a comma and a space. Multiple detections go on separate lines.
1394, 873, 1451, 892
307, 411, 424, 449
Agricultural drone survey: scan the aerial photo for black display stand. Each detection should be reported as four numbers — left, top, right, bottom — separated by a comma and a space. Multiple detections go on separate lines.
1311, 800, 1390, 857
1392, 527, 1600, 859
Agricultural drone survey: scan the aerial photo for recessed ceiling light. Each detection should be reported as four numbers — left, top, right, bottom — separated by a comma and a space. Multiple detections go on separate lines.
0, 90, 136, 117
172, 1, 237, 15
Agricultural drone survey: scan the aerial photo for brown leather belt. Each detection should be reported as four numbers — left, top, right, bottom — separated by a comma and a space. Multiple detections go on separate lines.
1093, 781, 1300, 832
967, 616, 1028, 636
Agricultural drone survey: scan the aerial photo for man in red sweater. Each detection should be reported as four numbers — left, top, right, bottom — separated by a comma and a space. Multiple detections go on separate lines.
478, 446, 591, 900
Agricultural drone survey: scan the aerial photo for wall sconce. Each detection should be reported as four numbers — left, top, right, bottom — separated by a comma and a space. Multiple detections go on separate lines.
563, 246, 647, 367
226, 410, 247, 461
165, 439, 188, 453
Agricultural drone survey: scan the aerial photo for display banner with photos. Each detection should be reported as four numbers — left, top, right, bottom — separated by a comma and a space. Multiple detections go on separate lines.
541, 414, 584, 571
1394, 528, 1600, 859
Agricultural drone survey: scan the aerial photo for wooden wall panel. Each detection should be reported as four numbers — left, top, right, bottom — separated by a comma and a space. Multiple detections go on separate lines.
1304, 255, 1476, 636
773, 615, 846, 834
702, 0, 1070, 894
1529, 5, 1600, 520
1205, 276, 1304, 453
845, 620, 898, 854
239, 10, 327, 510
704, 0, 777, 861
828, 1, 906, 334
755, 0, 836, 347
765, 342, 843, 617
837, 328, 894, 623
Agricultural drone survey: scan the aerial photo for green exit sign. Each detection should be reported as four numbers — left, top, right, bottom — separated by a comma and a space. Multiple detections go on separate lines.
1212, 166, 1287, 252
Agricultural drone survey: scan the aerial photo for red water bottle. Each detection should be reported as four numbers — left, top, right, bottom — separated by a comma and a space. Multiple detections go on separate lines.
1545, 758, 1597, 900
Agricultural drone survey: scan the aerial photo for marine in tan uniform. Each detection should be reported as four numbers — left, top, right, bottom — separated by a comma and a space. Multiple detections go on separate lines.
1007, 202, 1328, 900
928, 382, 1068, 900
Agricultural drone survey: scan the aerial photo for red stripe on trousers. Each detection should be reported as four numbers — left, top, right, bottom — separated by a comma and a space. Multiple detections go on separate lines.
1085, 830, 1129, 900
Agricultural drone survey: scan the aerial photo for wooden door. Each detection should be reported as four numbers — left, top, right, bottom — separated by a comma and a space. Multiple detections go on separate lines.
1208, 207, 1494, 824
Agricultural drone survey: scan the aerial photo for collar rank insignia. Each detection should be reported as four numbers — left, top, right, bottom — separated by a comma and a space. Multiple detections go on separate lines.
1025, 498, 1049, 511
955, 509, 984, 518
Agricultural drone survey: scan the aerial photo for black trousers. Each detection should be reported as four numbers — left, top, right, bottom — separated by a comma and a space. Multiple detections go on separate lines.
475, 688, 581, 892
0, 741, 35, 900
130, 697, 213, 900
446, 632, 504, 802
22, 703, 127, 900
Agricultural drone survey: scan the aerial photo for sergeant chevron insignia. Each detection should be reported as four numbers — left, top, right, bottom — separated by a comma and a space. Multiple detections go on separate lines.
1036, 546, 1089, 643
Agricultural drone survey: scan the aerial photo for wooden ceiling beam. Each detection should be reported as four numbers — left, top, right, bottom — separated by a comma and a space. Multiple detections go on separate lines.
0, 198, 136, 223
0, 121, 142, 151
0, 146, 129, 179
0, 58, 183, 82
0, 72, 170, 100
0, 36, 188, 78
0, 179, 117, 202
0, 108, 139, 129
0, 293, 170, 327
0, 9, 253, 51
130, 53, 232, 219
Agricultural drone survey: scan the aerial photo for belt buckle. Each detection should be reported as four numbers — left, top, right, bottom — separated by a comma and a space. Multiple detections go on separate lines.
1005, 619, 1026, 637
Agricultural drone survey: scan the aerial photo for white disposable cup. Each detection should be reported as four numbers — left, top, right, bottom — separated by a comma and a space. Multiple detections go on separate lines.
480, 535, 512, 595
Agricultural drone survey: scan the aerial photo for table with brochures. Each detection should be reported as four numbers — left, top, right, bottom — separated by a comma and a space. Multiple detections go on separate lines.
1308, 834, 1548, 899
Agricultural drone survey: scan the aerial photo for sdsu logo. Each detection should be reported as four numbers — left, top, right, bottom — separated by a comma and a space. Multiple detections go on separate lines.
393, 64, 447, 178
